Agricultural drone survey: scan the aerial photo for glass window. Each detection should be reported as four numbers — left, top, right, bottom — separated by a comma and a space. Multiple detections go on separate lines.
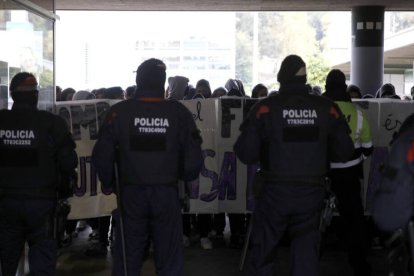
55, 11, 414, 95
0, 0, 55, 110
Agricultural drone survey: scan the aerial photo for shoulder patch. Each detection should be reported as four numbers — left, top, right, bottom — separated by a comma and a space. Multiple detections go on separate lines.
106, 111, 117, 124
256, 105, 270, 119
406, 141, 414, 162
329, 106, 340, 119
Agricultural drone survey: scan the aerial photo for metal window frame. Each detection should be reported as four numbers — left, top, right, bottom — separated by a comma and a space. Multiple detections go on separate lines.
9, 0, 59, 21
7, 0, 59, 104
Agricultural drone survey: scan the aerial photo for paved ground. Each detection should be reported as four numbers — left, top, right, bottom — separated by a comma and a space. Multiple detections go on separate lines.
13, 216, 401, 275
53, 222, 394, 276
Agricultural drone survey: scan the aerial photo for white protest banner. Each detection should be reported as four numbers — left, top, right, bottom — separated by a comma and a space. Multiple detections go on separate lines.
181, 98, 221, 213
176, 97, 257, 214
362, 99, 414, 212
54, 98, 414, 219
215, 97, 258, 213
56, 100, 117, 219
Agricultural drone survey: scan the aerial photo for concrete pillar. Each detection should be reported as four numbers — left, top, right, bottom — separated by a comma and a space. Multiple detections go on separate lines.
351, 6, 385, 96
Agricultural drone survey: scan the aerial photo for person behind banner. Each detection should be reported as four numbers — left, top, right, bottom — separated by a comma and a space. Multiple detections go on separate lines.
166, 75, 189, 100
234, 55, 354, 276
92, 58, 203, 276
224, 79, 251, 249
0, 72, 78, 276
323, 69, 373, 276
373, 113, 414, 233
372, 113, 414, 276
251, 83, 268, 99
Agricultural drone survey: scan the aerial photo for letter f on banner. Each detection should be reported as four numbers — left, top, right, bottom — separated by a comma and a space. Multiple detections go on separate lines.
221, 99, 242, 138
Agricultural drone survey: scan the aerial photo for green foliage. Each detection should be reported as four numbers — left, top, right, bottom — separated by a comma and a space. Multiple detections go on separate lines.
235, 12, 344, 91
277, 13, 318, 59
39, 69, 53, 87
306, 54, 330, 88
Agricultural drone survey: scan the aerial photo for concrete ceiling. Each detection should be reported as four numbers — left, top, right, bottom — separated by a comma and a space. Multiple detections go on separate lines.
53, 0, 414, 11
334, 27, 414, 76
384, 46, 414, 73
334, 46, 414, 77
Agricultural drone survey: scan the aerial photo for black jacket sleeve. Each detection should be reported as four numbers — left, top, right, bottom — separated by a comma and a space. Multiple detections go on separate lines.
51, 115, 78, 198
234, 105, 261, 165
92, 108, 117, 188
178, 105, 203, 181
52, 115, 78, 174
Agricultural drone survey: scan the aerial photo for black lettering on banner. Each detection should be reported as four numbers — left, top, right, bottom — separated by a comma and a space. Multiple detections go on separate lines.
221, 99, 242, 138
198, 149, 218, 200
193, 101, 204, 122
75, 156, 112, 197
383, 113, 402, 131
366, 147, 389, 210
75, 156, 87, 197
86, 156, 98, 196
70, 104, 98, 141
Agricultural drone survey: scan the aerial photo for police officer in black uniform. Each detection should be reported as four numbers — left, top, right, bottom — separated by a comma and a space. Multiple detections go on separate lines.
92, 58, 203, 276
0, 72, 78, 276
234, 55, 354, 276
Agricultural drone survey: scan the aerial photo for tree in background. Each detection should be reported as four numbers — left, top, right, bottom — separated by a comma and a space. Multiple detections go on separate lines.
258, 13, 284, 60
235, 13, 253, 92
236, 12, 333, 91
40, 68, 53, 87
307, 13, 331, 87
306, 54, 330, 88
276, 13, 317, 59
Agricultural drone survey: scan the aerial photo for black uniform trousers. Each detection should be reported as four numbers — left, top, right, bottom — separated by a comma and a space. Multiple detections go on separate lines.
247, 183, 324, 276
0, 197, 56, 276
112, 184, 183, 276
329, 165, 371, 276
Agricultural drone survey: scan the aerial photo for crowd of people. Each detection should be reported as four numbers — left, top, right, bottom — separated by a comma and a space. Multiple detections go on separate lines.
51, 57, 414, 264
53, 76, 269, 254
53, 59, 405, 274
2, 54, 414, 276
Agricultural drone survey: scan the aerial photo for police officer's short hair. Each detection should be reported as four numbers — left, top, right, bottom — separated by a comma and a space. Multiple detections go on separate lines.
10, 72, 38, 93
